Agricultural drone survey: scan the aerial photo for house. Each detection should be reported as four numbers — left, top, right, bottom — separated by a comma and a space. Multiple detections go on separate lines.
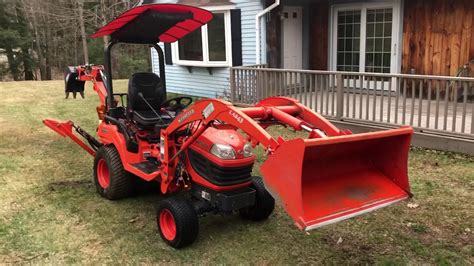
145, 0, 265, 98
143, 0, 472, 153
265, 0, 474, 77
147, 0, 474, 98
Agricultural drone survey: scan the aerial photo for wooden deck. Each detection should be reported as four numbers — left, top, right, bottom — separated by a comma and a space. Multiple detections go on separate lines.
291, 91, 473, 134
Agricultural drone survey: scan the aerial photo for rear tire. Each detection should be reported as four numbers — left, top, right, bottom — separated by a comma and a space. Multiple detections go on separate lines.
93, 145, 134, 200
240, 176, 275, 221
156, 196, 199, 249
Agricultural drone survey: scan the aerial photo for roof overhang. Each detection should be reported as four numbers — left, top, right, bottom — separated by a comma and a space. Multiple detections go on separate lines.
91, 4, 213, 44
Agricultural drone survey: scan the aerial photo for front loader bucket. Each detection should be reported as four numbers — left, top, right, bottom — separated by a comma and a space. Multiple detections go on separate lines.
260, 127, 413, 231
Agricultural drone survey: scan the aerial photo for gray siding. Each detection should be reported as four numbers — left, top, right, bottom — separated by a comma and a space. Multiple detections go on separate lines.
151, 0, 264, 98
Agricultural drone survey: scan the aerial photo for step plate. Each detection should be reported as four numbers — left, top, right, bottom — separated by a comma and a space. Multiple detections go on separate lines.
132, 161, 160, 174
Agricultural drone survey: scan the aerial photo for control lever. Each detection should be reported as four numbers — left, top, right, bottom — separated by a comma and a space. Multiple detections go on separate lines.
137, 92, 165, 124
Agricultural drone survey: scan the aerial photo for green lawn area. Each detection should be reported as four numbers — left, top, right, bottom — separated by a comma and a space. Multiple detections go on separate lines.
0, 80, 473, 264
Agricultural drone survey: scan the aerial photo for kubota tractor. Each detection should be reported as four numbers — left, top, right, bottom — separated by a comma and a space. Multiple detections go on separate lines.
44, 4, 414, 248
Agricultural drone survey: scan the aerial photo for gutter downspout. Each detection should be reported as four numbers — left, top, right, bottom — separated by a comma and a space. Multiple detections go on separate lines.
256, 0, 280, 65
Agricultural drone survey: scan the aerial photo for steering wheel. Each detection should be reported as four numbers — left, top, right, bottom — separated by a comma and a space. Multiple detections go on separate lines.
161, 96, 193, 112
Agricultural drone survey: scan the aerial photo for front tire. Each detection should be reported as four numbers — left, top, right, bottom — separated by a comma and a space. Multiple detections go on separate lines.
156, 196, 199, 249
93, 145, 134, 200
240, 176, 275, 221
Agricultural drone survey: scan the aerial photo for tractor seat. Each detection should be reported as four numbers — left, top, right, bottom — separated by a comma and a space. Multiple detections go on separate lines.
128, 72, 168, 127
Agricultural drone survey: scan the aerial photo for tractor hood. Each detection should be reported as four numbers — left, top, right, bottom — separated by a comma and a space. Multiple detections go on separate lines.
192, 127, 253, 161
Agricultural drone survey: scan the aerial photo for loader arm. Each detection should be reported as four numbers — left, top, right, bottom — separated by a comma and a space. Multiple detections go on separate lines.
159, 99, 281, 193
161, 96, 350, 161
161, 97, 414, 231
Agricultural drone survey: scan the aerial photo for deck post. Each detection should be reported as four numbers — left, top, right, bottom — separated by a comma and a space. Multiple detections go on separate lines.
230, 67, 236, 102
471, 98, 474, 134
336, 73, 344, 120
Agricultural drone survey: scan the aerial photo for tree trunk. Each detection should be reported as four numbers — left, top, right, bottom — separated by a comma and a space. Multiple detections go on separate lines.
17, 7, 33, 80
43, 11, 52, 80
23, 0, 45, 80
100, 0, 109, 49
77, 0, 89, 64
22, 47, 35, 80
5, 48, 21, 81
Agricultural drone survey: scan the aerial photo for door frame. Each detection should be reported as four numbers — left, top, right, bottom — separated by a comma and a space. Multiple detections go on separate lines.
328, 1, 402, 74
281, 6, 303, 69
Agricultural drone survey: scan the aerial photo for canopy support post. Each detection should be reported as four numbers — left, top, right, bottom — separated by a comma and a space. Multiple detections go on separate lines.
153, 43, 166, 95
104, 41, 116, 112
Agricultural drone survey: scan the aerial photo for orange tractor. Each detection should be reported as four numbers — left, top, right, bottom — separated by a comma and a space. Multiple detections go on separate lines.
44, 4, 413, 248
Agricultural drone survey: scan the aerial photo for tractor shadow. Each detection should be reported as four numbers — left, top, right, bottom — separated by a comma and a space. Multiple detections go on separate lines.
198, 213, 248, 239
43, 169, 256, 249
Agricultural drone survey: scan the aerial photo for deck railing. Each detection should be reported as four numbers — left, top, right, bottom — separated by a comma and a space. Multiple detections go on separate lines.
230, 66, 474, 137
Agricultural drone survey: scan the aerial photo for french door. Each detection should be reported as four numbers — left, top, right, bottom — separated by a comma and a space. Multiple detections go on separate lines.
331, 2, 401, 88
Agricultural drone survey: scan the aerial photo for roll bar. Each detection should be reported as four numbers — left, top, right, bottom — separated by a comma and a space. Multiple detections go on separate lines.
103, 41, 167, 116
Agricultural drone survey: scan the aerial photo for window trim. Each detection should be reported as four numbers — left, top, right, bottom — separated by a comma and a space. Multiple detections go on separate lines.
172, 8, 233, 67
329, 1, 402, 74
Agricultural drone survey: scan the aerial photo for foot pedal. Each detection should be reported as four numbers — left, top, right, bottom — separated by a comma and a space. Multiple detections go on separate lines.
132, 161, 160, 174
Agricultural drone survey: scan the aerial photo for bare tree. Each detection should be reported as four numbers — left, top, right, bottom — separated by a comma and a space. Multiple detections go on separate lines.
25, 1, 46, 80
4, 0, 143, 80
77, 0, 89, 64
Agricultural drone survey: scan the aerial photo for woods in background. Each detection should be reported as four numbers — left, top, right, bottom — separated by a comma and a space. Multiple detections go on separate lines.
0, 0, 150, 81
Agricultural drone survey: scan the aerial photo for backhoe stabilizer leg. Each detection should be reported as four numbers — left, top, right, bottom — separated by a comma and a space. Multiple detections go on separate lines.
43, 118, 100, 156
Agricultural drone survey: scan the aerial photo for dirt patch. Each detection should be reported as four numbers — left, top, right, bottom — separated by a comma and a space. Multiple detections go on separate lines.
48, 179, 92, 191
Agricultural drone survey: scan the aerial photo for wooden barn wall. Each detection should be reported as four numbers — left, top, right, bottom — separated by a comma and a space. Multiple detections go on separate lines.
309, 1, 329, 70
402, 0, 474, 76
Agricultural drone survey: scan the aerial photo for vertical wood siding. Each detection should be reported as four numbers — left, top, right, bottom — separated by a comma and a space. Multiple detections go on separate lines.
402, 0, 474, 76
309, 1, 329, 70
269, 0, 474, 78
265, 0, 281, 68
151, 0, 263, 98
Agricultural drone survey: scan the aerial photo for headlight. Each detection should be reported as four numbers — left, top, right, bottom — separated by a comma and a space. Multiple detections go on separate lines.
243, 143, 253, 157
210, 144, 236, 160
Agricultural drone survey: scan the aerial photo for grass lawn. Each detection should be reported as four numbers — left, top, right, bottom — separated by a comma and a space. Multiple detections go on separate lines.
0, 80, 473, 264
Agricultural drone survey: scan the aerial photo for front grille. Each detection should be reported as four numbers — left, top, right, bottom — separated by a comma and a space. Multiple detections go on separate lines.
188, 148, 253, 186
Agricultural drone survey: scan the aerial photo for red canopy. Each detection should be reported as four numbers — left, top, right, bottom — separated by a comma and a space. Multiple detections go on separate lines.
91, 4, 213, 44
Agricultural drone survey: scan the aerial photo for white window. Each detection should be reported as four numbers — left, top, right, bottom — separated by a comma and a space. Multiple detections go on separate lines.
172, 8, 233, 67
330, 2, 401, 74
